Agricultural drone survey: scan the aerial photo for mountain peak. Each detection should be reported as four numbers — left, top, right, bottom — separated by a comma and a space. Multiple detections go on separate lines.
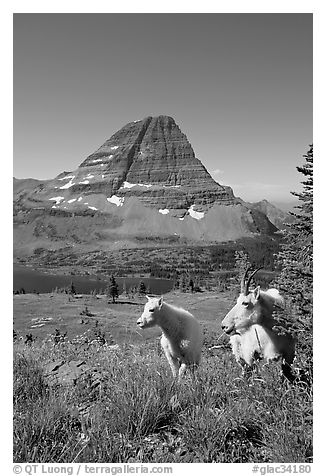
75, 115, 232, 208
13, 115, 282, 251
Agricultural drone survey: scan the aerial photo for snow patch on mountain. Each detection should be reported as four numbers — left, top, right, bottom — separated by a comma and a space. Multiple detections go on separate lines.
49, 196, 65, 204
58, 174, 75, 181
122, 181, 137, 189
188, 205, 205, 220
121, 181, 153, 189
107, 195, 124, 207
59, 177, 75, 189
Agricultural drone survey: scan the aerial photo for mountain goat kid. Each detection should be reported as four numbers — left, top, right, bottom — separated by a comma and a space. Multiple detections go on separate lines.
221, 268, 296, 382
137, 296, 203, 380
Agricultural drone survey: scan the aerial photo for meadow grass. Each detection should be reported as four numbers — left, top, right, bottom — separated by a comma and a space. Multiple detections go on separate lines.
13, 339, 312, 463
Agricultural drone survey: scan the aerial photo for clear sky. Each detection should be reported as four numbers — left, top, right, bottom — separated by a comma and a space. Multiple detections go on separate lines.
13, 13, 312, 207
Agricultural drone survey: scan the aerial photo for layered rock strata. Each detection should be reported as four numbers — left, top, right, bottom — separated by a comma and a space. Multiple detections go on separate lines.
13, 115, 279, 246
22, 116, 236, 216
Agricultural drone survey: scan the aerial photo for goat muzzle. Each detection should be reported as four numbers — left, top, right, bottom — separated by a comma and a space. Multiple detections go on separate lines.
222, 324, 237, 335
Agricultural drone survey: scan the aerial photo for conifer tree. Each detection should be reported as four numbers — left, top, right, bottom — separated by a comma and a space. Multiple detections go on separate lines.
274, 145, 313, 364
108, 275, 119, 303
69, 281, 76, 295
189, 278, 194, 293
138, 281, 147, 295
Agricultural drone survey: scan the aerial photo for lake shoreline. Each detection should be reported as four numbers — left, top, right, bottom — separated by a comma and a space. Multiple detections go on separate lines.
13, 263, 174, 295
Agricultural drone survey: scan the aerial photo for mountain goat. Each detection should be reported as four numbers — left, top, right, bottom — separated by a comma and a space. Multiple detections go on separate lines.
137, 296, 203, 379
221, 268, 296, 382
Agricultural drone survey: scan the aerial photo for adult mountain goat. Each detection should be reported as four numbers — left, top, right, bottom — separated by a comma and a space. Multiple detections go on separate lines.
137, 296, 203, 380
221, 268, 296, 382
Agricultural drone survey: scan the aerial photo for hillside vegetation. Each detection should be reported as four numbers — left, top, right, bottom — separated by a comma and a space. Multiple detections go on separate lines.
15, 235, 280, 285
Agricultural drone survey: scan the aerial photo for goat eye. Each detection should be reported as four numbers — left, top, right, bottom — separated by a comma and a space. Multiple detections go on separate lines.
149, 309, 155, 313
242, 302, 249, 306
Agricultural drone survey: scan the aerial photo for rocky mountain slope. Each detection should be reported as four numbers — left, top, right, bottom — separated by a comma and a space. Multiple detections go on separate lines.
14, 115, 289, 256
246, 199, 293, 230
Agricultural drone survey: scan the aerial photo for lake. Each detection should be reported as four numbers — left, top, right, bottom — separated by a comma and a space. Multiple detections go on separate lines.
13, 264, 174, 295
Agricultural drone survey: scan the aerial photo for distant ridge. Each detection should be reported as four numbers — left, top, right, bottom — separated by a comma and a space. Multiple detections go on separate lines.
246, 199, 293, 229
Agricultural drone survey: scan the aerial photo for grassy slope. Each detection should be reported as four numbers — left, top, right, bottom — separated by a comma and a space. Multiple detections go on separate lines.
13, 291, 232, 344
13, 291, 313, 463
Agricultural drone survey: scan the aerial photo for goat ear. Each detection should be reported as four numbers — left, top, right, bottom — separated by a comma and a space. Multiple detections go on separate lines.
158, 296, 163, 308
146, 295, 151, 301
253, 286, 261, 301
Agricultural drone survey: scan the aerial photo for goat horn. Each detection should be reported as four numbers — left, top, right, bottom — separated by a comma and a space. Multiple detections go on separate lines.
246, 267, 263, 292
240, 267, 252, 294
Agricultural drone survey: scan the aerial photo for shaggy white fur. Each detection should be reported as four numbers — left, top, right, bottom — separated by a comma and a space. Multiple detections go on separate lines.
222, 286, 295, 381
137, 296, 203, 379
